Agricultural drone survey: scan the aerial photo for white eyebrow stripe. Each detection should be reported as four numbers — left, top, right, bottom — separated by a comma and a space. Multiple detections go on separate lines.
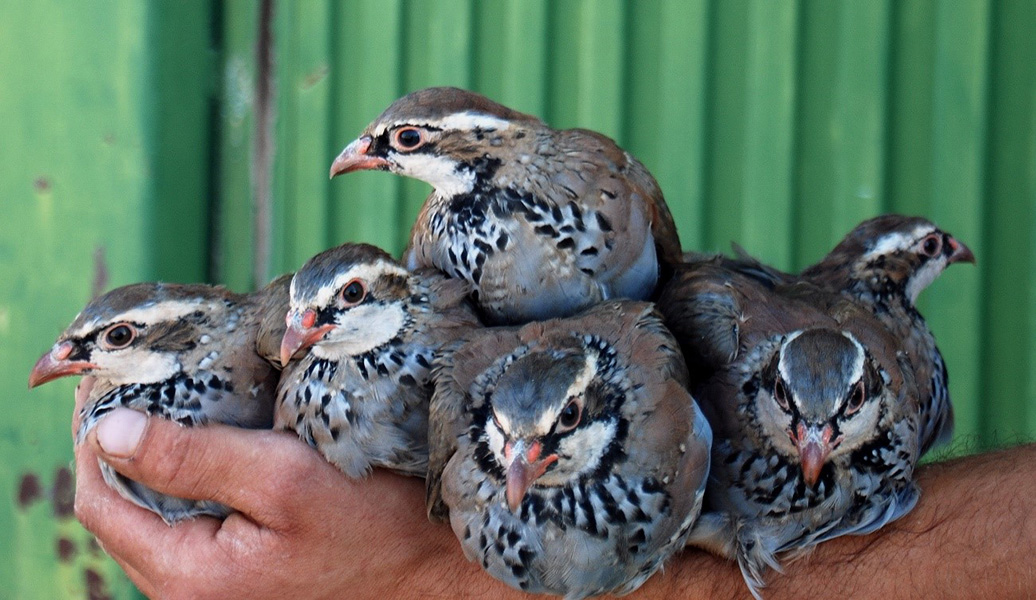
563, 352, 597, 400
531, 352, 597, 436
776, 330, 804, 384
433, 113, 514, 132
842, 331, 866, 385
777, 329, 865, 385
383, 112, 516, 133
71, 300, 207, 338
863, 224, 935, 260
493, 410, 512, 437
534, 409, 556, 437
298, 261, 409, 309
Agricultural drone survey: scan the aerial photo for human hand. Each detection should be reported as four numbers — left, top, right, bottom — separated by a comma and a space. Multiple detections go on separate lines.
72, 375, 1036, 600
71, 379, 520, 599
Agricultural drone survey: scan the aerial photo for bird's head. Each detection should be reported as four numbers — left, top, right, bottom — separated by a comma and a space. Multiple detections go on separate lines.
280, 243, 415, 367
329, 87, 543, 196
755, 329, 888, 489
815, 215, 975, 306
29, 283, 227, 389
478, 341, 626, 512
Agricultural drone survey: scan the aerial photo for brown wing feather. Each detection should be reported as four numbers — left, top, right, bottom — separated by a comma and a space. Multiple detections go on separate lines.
614, 303, 695, 469
658, 260, 745, 375
561, 129, 681, 268
252, 273, 293, 368
600, 302, 711, 563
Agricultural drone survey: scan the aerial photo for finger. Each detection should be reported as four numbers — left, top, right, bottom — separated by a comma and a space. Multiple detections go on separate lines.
86, 408, 341, 528
74, 437, 229, 585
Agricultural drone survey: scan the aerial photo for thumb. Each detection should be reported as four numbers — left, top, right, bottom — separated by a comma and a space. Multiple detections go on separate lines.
88, 408, 337, 528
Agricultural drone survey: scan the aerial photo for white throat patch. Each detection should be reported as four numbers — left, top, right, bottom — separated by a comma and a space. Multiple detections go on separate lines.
94, 349, 181, 386
905, 259, 945, 304
539, 420, 617, 486
391, 152, 476, 196
311, 302, 407, 358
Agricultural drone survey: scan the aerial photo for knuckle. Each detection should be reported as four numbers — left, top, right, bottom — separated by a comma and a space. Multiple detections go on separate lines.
271, 450, 325, 499
73, 493, 96, 532
159, 535, 262, 599
255, 447, 333, 529
144, 426, 196, 491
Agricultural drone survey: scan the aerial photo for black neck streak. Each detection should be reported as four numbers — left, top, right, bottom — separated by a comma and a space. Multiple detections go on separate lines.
88, 370, 232, 428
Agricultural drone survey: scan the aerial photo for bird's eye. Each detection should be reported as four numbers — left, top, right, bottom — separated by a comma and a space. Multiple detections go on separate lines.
845, 381, 866, 415
393, 127, 424, 151
339, 279, 367, 306
558, 400, 581, 432
921, 234, 942, 258
774, 379, 791, 411
102, 323, 136, 349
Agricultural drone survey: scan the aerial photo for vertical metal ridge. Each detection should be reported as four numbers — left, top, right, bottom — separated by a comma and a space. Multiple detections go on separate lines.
788, 0, 806, 270
204, 0, 224, 284
253, 0, 275, 287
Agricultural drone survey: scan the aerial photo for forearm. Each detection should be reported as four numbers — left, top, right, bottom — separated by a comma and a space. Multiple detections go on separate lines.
640, 444, 1036, 600
76, 401, 1035, 599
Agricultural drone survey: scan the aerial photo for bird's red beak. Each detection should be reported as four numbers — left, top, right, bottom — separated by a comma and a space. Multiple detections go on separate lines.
279, 309, 335, 367
503, 439, 558, 513
793, 423, 836, 488
947, 236, 976, 265
329, 135, 390, 179
28, 342, 97, 388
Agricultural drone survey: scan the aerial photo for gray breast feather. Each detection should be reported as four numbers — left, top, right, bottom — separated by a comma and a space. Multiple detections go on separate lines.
77, 370, 274, 524
274, 349, 432, 479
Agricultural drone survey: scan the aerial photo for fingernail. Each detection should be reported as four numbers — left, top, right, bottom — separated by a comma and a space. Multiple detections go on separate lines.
96, 409, 147, 458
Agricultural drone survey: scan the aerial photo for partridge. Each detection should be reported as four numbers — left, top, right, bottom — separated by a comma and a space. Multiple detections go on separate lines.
330, 87, 682, 325
798, 214, 974, 453
658, 257, 922, 597
427, 300, 712, 598
29, 276, 291, 524
276, 243, 481, 478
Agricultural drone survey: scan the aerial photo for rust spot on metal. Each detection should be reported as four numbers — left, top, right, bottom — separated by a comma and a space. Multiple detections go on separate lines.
85, 568, 113, 600
33, 176, 51, 192
52, 466, 75, 519
301, 64, 329, 90
17, 473, 43, 508
57, 537, 77, 562
92, 247, 109, 300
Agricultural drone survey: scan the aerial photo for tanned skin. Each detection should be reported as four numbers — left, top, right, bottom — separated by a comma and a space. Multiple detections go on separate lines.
72, 379, 1036, 600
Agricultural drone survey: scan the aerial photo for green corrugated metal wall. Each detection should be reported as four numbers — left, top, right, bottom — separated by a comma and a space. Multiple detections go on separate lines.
3, 1, 1034, 597
3, 2, 212, 598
